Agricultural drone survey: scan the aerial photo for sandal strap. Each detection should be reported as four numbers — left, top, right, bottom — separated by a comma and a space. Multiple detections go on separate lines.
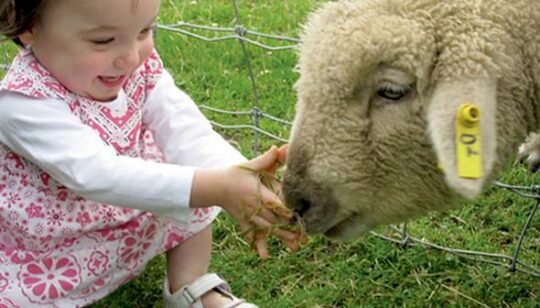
163, 273, 259, 308
222, 298, 258, 308
178, 273, 226, 306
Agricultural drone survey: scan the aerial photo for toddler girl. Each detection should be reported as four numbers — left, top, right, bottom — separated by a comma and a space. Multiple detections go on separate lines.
0, 0, 297, 307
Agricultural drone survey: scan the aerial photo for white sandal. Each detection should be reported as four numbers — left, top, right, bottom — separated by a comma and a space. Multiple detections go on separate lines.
163, 273, 259, 308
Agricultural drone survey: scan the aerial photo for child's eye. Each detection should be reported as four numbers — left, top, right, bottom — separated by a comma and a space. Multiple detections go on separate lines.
91, 37, 115, 45
140, 25, 156, 36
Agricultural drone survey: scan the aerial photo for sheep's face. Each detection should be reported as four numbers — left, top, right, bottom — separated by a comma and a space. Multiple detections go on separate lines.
284, 64, 454, 240
283, 0, 524, 240
283, 2, 449, 240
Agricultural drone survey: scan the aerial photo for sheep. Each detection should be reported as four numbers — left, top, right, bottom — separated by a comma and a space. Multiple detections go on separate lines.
282, 0, 540, 240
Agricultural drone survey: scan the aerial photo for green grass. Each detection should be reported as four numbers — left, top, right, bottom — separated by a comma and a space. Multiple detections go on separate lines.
5, 0, 534, 307
92, 2, 540, 307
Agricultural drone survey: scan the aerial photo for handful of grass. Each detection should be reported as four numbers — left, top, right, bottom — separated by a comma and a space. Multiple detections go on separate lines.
238, 165, 309, 256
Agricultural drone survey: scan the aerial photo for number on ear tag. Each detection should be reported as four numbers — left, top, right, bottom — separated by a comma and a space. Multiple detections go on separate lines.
456, 103, 482, 178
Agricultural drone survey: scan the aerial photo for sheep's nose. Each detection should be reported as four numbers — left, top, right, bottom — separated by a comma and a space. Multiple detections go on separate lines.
283, 180, 312, 220
282, 146, 316, 219
295, 197, 312, 218
286, 196, 312, 222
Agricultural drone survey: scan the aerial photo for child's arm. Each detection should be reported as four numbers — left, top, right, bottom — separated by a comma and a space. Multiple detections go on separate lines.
0, 93, 196, 221
0, 94, 297, 256
143, 71, 300, 257
143, 70, 246, 169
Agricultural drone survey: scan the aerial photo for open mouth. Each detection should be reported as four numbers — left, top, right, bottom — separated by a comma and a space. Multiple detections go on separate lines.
98, 75, 126, 88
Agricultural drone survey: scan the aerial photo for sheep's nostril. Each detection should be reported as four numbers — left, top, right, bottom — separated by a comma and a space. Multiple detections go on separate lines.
296, 197, 311, 218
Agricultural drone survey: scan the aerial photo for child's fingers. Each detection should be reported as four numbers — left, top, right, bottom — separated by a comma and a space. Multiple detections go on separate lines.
246, 146, 279, 171
283, 238, 300, 252
256, 199, 293, 221
254, 235, 269, 260
277, 144, 288, 163
240, 224, 254, 243
264, 163, 279, 174
271, 227, 299, 242
256, 207, 278, 224
250, 215, 297, 243
250, 215, 273, 229
260, 187, 285, 211
241, 226, 269, 260
264, 178, 284, 200
268, 202, 293, 221
245, 214, 304, 259
265, 144, 288, 173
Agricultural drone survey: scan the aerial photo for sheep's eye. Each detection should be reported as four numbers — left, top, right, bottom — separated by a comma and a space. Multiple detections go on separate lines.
376, 82, 412, 101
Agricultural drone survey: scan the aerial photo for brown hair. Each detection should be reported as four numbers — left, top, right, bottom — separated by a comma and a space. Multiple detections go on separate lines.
0, 0, 49, 47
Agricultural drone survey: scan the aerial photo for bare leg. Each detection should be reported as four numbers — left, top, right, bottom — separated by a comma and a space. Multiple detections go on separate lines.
166, 225, 232, 307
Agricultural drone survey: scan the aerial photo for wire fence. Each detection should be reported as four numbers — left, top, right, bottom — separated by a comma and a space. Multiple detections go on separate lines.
1, 1, 537, 278
155, 3, 539, 278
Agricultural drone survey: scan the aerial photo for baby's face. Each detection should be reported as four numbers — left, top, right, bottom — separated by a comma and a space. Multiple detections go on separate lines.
21, 0, 161, 101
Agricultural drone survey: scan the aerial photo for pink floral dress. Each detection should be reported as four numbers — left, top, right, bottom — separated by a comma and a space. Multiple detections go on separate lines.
0, 50, 220, 307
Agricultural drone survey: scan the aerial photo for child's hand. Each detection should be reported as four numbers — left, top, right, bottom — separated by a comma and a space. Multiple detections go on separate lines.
191, 144, 303, 259
222, 145, 299, 259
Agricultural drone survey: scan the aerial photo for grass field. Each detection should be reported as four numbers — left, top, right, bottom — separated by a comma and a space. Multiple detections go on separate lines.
75, 0, 540, 307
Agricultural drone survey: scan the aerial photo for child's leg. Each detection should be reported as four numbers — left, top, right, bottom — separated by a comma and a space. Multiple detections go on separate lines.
166, 225, 212, 290
165, 225, 233, 307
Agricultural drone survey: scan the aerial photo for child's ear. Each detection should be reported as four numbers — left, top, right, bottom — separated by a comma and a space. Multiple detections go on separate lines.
18, 29, 35, 46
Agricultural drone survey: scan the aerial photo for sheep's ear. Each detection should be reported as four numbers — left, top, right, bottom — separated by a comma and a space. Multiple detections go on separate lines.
427, 77, 497, 199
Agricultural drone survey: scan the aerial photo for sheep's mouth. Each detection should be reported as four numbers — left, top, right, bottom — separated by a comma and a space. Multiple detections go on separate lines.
322, 214, 360, 239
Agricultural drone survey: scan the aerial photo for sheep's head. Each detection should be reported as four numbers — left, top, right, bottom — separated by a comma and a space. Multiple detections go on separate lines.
283, 0, 534, 240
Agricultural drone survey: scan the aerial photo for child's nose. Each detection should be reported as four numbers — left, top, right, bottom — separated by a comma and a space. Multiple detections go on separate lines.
114, 47, 140, 70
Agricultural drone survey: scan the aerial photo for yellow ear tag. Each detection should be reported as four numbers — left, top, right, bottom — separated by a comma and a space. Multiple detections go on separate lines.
456, 103, 482, 178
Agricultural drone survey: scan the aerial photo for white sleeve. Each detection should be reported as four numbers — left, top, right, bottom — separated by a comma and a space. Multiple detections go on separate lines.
0, 92, 194, 223
143, 69, 247, 168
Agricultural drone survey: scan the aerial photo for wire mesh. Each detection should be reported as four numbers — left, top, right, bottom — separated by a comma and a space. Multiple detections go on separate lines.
154, 1, 539, 278
0, 0, 537, 278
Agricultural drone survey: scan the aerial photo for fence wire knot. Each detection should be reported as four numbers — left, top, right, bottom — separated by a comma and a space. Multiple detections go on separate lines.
251, 107, 262, 117
531, 184, 540, 196
235, 25, 247, 36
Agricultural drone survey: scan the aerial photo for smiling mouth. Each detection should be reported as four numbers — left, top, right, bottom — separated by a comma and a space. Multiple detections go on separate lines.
98, 75, 126, 88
